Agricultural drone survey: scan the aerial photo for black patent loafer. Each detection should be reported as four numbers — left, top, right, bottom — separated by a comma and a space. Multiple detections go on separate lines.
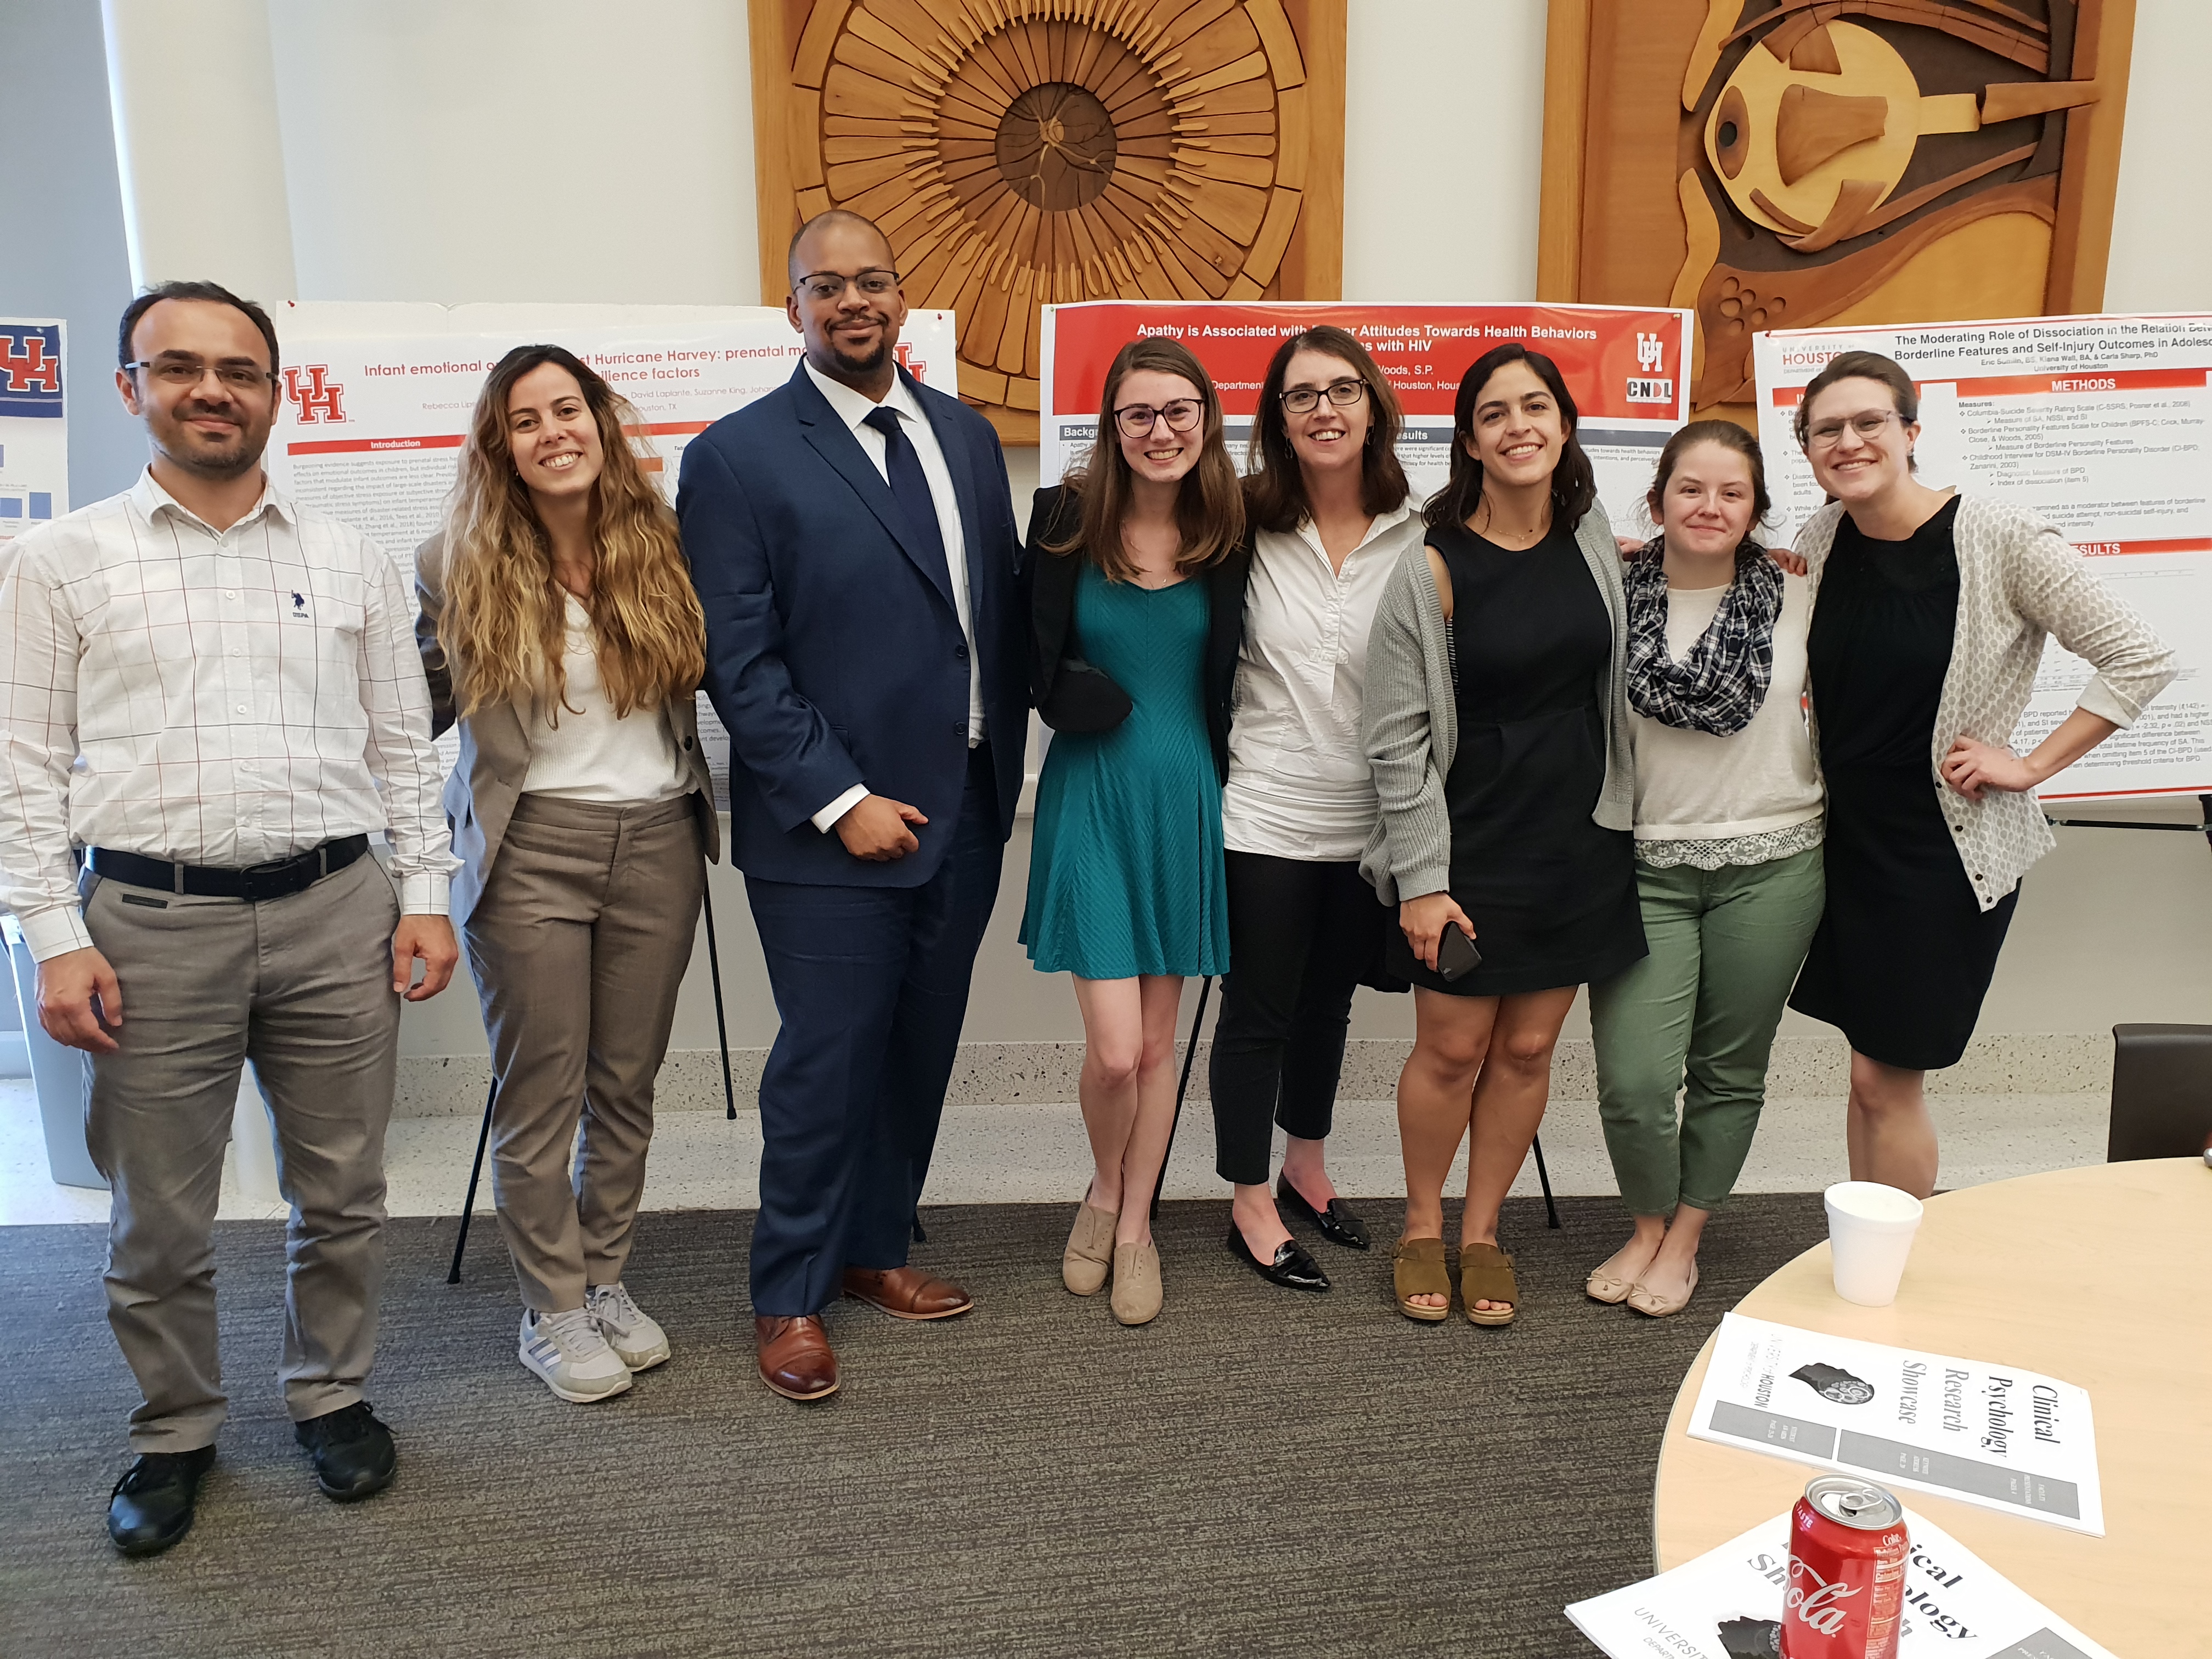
294, 1401, 396, 1502
1277, 1175, 1371, 1249
1226, 1227, 1331, 1291
107, 1443, 217, 1557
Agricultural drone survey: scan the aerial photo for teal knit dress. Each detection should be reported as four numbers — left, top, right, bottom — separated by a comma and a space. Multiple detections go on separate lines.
1022, 560, 1229, 980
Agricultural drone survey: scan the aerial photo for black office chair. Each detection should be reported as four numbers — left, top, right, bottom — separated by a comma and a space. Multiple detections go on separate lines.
2107, 1024, 2212, 1161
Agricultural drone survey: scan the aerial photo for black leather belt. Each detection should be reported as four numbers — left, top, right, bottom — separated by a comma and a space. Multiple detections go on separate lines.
87, 835, 370, 902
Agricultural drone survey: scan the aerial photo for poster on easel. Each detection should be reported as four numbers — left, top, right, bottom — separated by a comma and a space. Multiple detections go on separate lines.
0, 320, 67, 543
1753, 313, 2212, 801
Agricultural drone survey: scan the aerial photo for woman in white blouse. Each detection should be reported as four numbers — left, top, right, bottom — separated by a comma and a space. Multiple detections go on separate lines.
416, 345, 715, 1405
1209, 326, 1421, 1293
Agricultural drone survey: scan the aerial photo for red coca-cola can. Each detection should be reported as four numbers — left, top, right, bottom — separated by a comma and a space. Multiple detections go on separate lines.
1780, 1475, 1908, 1659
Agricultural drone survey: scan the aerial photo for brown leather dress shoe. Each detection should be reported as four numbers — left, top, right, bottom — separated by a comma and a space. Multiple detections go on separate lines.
754, 1315, 839, 1401
840, 1266, 975, 1321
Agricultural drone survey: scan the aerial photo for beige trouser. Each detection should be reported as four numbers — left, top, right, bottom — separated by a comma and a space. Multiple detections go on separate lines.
81, 855, 403, 1453
462, 793, 704, 1314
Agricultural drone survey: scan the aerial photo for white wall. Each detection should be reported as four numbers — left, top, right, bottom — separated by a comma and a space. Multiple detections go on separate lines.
94, 0, 2212, 1062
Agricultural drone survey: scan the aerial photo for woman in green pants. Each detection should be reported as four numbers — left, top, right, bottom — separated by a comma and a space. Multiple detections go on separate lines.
1585, 422, 1824, 1317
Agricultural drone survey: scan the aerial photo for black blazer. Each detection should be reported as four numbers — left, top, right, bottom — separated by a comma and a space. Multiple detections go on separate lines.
1022, 483, 1248, 785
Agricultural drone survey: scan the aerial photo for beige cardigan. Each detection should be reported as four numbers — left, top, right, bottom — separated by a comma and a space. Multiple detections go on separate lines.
1798, 495, 2176, 911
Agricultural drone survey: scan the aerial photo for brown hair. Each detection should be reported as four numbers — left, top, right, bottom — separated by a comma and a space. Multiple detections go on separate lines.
1048, 336, 1244, 580
438, 344, 706, 720
1244, 325, 1408, 534
1795, 349, 1920, 471
1423, 343, 1598, 533
1645, 419, 1772, 529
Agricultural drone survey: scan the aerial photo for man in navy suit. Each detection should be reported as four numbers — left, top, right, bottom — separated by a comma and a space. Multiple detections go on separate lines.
678, 210, 1025, 1401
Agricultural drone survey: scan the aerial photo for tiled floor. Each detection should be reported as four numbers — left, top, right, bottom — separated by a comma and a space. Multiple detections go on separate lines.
0, 1076, 2109, 1227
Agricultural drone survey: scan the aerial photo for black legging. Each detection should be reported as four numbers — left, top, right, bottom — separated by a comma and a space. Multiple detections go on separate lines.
1207, 851, 1386, 1186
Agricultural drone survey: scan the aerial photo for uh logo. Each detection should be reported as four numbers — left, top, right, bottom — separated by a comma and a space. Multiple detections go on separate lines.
0, 325, 65, 420
893, 341, 928, 385
283, 364, 347, 424
1636, 332, 1667, 376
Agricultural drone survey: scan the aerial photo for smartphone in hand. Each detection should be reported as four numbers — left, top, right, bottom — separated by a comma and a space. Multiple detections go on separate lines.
1436, 922, 1482, 983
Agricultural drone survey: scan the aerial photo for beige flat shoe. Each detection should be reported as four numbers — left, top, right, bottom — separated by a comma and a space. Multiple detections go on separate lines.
1585, 1265, 1635, 1305
1626, 1263, 1699, 1318
1062, 1202, 1116, 1296
1109, 1240, 1162, 1326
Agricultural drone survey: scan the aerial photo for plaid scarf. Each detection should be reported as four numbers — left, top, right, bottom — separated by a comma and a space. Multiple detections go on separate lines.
1622, 538, 1783, 736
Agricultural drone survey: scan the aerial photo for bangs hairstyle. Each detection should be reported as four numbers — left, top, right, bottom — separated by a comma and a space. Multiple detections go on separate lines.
439, 344, 706, 721
1645, 419, 1772, 532
1423, 344, 1597, 533
1795, 348, 1921, 472
1048, 336, 1243, 580
1244, 325, 1408, 534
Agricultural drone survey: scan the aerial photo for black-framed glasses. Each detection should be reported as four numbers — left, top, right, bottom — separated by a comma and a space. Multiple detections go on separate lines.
795, 269, 900, 304
1113, 399, 1203, 437
1806, 409, 1904, 449
1280, 378, 1368, 415
122, 357, 277, 392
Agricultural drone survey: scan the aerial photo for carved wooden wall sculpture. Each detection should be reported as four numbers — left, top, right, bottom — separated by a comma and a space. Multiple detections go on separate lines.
751, 0, 1347, 444
1538, 0, 2135, 421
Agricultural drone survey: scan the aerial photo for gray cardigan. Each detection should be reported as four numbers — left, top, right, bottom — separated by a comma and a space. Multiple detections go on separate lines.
1359, 500, 1635, 904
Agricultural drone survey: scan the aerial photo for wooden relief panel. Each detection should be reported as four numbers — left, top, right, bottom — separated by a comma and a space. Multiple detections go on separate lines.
751, 0, 1347, 444
1539, 0, 2135, 421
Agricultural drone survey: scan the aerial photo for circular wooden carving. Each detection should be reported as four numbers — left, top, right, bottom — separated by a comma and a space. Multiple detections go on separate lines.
798, 0, 1313, 421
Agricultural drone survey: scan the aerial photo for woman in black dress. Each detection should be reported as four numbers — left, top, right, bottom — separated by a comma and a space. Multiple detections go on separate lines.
1785, 351, 2175, 1196
1362, 346, 1644, 1323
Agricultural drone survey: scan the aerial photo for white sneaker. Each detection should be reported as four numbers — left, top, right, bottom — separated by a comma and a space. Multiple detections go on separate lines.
517, 1307, 633, 1403
586, 1282, 672, 1372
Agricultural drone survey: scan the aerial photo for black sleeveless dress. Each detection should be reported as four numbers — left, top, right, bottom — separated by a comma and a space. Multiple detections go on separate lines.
1788, 497, 2017, 1069
1383, 520, 1645, 996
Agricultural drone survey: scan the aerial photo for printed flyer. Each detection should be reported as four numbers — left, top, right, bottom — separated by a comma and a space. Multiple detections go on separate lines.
1566, 1506, 2117, 1659
1688, 1315, 2102, 1536
259, 301, 960, 800
1752, 313, 2212, 800
0, 318, 67, 544
1040, 301, 1694, 538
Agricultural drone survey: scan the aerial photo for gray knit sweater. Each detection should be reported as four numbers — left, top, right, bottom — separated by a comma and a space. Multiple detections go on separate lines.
1358, 501, 1636, 904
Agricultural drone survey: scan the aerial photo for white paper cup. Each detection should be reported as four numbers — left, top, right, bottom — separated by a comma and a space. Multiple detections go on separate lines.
1824, 1181, 1925, 1306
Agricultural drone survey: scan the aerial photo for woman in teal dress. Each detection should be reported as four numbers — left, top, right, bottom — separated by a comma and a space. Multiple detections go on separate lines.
1022, 337, 1248, 1327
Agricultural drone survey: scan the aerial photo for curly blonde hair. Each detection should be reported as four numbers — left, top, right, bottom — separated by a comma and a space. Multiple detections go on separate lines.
439, 344, 704, 720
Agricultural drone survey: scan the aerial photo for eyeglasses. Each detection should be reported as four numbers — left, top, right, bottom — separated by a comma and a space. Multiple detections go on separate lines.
123, 357, 276, 392
794, 269, 900, 304
1114, 399, 1203, 437
1280, 379, 1368, 415
1806, 410, 1904, 449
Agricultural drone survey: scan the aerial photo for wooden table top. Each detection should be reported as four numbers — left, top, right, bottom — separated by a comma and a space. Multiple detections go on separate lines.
1654, 1158, 2212, 1653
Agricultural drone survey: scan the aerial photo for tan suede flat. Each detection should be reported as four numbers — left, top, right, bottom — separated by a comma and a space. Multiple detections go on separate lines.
1109, 1240, 1162, 1325
1584, 1265, 1635, 1304
1626, 1263, 1699, 1318
1061, 1202, 1116, 1296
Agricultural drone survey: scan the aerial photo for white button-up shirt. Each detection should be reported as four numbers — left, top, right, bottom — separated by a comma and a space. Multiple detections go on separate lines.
0, 469, 454, 961
803, 360, 981, 832
1222, 504, 1424, 862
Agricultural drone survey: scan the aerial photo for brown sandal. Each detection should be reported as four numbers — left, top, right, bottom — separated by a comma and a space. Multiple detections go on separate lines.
1393, 1237, 1451, 1323
1460, 1242, 1517, 1325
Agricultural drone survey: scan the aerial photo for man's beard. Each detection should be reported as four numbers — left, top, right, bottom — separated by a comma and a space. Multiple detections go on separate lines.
156, 404, 270, 481
825, 326, 893, 379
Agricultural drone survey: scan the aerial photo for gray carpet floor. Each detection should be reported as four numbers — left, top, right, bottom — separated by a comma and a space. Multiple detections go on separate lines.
2, 1195, 1829, 1658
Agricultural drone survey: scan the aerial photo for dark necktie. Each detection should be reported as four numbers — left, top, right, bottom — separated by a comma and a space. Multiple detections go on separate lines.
862, 404, 950, 586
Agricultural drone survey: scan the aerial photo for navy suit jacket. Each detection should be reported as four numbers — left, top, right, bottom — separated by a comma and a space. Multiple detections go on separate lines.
676, 362, 1025, 886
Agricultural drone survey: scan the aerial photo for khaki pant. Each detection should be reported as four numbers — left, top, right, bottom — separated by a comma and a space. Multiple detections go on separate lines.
82, 855, 403, 1453
462, 793, 704, 1313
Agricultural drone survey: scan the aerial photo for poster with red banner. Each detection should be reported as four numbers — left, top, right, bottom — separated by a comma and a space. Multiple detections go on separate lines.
1754, 314, 2212, 799
1041, 301, 1695, 537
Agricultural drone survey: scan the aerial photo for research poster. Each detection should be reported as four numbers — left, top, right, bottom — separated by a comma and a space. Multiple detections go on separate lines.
1041, 301, 1695, 538
1566, 1506, 2118, 1659
261, 301, 959, 798
1753, 313, 2212, 800
1688, 1314, 2103, 1536
0, 318, 67, 543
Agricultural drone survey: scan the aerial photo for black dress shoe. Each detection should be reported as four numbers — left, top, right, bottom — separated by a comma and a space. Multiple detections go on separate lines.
1277, 1175, 1370, 1249
1226, 1227, 1331, 1291
295, 1401, 396, 1502
107, 1443, 217, 1557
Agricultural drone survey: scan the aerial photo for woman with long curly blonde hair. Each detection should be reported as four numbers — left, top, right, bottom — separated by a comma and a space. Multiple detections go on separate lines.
415, 343, 716, 1405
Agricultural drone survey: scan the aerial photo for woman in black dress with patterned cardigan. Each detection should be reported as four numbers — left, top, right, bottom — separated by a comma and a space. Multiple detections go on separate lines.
1785, 352, 2175, 1197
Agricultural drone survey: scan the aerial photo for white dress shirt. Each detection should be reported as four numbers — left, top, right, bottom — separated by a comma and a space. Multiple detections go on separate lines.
802, 360, 980, 832
1222, 504, 1423, 862
0, 469, 455, 961
520, 592, 693, 803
